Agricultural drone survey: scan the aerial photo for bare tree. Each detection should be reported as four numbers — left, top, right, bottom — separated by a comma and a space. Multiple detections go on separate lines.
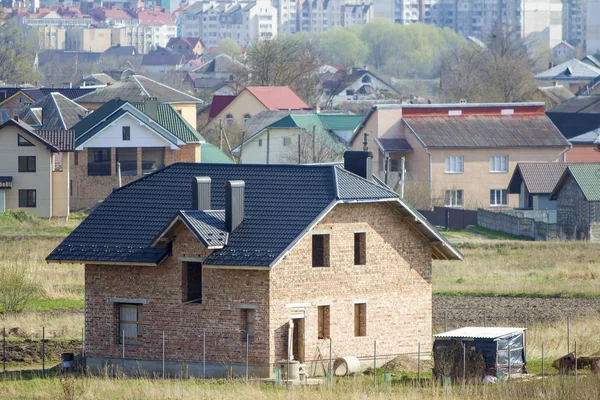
245, 36, 321, 106
279, 130, 344, 164
0, 21, 40, 84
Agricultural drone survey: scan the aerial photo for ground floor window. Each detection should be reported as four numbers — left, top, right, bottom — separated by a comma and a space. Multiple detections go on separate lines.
116, 148, 137, 176
317, 305, 330, 339
141, 147, 165, 174
354, 303, 366, 337
242, 309, 255, 343
119, 304, 143, 344
88, 148, 111, 176
445, 190, 463, 208
490, 189, 508, 207
18, 189, 36, 208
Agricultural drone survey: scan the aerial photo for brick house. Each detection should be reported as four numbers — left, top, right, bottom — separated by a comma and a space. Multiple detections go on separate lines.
551, 164, 600, 241
69, 97, 229, 210
46, 152, 462, 378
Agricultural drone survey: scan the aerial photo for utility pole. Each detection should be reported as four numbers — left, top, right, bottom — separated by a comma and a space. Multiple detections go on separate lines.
266, 130, 270, 165
219, 119, 223, 151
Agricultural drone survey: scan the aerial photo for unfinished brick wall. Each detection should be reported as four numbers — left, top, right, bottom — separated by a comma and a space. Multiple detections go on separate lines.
71, 144, 198, 210
557, 176, 590, 239
85, 228, 271, 367
85, 201, 433, 376
269, 202, 432, 369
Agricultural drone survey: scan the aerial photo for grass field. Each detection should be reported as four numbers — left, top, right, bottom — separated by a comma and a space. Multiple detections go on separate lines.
434, 241, 600, 297
2, 373, 600, 400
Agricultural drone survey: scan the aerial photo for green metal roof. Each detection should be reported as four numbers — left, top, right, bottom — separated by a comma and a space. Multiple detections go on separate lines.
132, 103, 202, 143
568, 164, 600, 201
267, 114, 346, 152
201, 142, 234, 164
317, 114, 366, 131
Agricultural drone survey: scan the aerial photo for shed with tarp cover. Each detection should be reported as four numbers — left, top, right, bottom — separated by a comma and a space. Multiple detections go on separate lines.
433, 327, 527, 379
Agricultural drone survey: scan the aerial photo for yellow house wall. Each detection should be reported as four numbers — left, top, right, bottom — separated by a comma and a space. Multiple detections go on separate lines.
430, 147, 568, 209
0, 125, 53, 218
51, 152, 70, 218
173, 104, 198, 128
213, 90, 267, 126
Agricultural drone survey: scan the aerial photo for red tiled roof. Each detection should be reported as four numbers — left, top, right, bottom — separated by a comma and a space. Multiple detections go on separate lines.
137, 7, 175, 25
565, 145, 600, 162
209, 95, 236, 119
245, 86, 311, 111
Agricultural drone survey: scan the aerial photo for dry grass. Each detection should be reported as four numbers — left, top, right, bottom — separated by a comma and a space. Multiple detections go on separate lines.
2, 374, 600, 400
0, 310, 83, 339
434, 242, 600, 297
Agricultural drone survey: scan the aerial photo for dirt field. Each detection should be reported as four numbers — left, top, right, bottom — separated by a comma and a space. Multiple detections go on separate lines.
2, 340, 81, 365
433, 295, 600, 331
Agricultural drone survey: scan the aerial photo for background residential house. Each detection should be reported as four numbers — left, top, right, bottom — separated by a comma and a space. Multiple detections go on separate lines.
551, 164, 600, 241
19, 92, 89, 130
567, 128, 600, 162
546, 95, 600, 139
0, 118, 73, 218
69, 97, 209, 210
205, 86, 311, 129
233, 112, 364, 164
534, 59, 600, 93
353, 103, 570, 209
74, 75, 202, 127
320, 68, 399, 108
166, 37, 204, 55
46, 154, 462, 378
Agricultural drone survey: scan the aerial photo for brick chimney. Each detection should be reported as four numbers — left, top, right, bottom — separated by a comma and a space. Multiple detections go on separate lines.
344, 151, 373, 181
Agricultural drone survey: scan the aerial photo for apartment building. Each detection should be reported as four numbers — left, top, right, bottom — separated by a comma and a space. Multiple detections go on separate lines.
374, 0, 562, 48
26, 26, 66, 51
587, 0, 600, 53
180, 0, 277, 48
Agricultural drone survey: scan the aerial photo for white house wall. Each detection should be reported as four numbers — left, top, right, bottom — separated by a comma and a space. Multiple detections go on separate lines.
240, 128, 302, 164
79, 113, 177, 149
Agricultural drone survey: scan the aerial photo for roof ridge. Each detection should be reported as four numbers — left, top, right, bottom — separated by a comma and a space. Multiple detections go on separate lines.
334, 165, 398, 198
50, 93, 67, 129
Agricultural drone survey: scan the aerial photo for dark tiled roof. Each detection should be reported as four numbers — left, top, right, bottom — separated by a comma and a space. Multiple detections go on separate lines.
403, 115, 569, 148
142, 52, 185, 66
103, 46, 138, 57
75, 75, 201, 104
0, 88, 22, 102
507, 163, 570, 194
37, 130, 75, 152
179, 210, 228, 248
194, 54, 246, 74
47, 163, 403, 266
374, 138, 413, 152
0, 177, 12, 189
547, 95, 600, 114
20, 93, 88, 130
208, 95, 236, 118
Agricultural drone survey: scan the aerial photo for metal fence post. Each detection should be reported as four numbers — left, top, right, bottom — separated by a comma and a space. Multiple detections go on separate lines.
508, 345, 511, 382
542, 344, 545, 389
417, 341, 421, 384
484, 311, 487, 327
162, 330, 165, 379
2, 327, 5, 373
246, 333, 249, 381
374, 340, 377, 389
202, 331, 206, 383
574, 341, 577, 381
567, 318, 571, 354
42, 327, 45, 378
462, 342, 466, 386
444, 311, 447, 331
81, 327, 85, 373
122, 329, 125, 371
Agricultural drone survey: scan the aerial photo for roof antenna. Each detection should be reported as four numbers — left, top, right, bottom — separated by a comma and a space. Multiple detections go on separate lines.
362, 131, 369, 151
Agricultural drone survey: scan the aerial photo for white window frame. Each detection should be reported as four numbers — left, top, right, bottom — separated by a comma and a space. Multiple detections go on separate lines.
489, 155, 508, 173
490, 189, 508, 207
445, 190, 463, 208
445, 156, 463, 174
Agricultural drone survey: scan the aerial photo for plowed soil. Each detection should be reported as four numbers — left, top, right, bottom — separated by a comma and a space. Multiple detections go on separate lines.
433, 295, 600, 330
2, 340, 82, 365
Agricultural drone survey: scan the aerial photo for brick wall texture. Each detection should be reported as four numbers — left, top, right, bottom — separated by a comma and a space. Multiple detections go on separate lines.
85, 201, 433, 376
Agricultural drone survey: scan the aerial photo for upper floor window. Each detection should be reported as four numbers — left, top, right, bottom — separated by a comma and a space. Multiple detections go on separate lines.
18, 156, 36, 172
489, 155, 508, 173
283, 137, 291, 146
18, 134, 34, 146
445, 156, 463, 173
312, 234, 330, 267
354, 232, 366, 265
490, 189, 508, 207
243, 114, 251, 123
225, 114, 233, 124
122, 126, 131, 141
361, 75, 371, 83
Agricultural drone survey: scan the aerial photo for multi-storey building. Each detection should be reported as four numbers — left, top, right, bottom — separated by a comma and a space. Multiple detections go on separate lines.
25, 26, 66, 51
374, 0, 562, 48
586, 0, 600, 52
65, 27, 112, 52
